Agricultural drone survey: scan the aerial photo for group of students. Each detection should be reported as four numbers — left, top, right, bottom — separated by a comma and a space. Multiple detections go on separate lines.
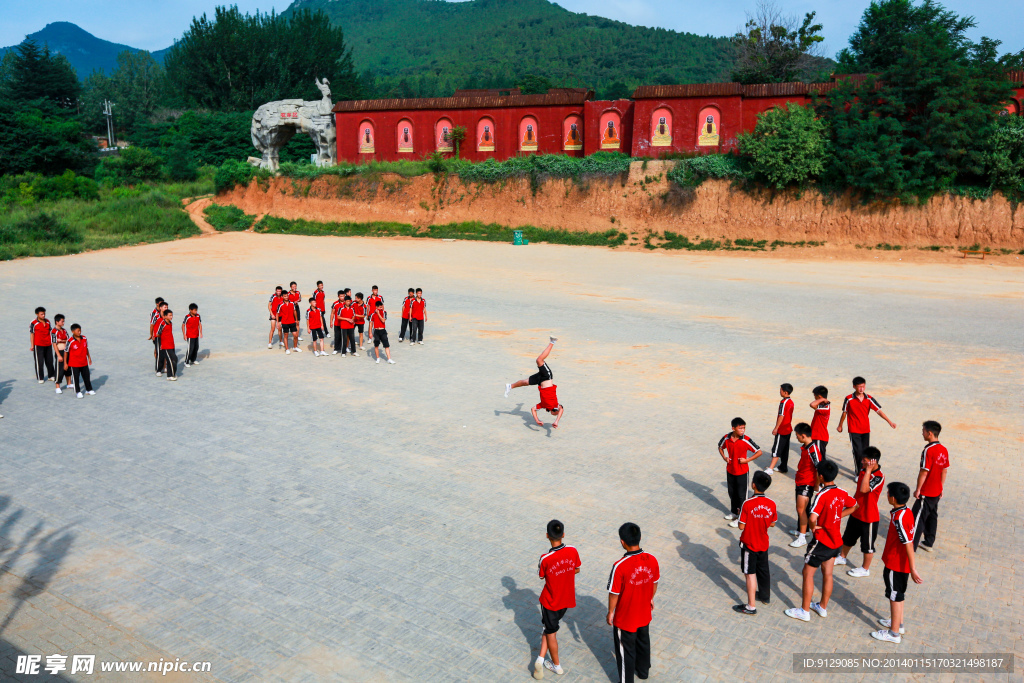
148, 297, 204, 380
267, 282, 427, 364
28, 306, 94, 399
716, 377, 950, 646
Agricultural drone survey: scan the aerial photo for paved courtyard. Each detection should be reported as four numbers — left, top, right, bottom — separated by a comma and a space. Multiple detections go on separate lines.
0, 233, 1021, 682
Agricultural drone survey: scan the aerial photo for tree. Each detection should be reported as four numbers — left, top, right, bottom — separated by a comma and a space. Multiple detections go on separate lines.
0, 39, 81, 110
449, 125, 467, 158
163, 6, 359, 111
738, 103, 830, 188
95, 146, 164, 186
730, 1, 825, 84
515, 74, 552, 94
986, 114, 1024, 199
0, 102, 96, 176
164, 135, 199, 181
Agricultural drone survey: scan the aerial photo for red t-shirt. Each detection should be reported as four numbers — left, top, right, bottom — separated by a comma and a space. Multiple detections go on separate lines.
288, 290, 301, 305
367, 294, 383, 314
809, 484, 857, 549
184, 313, 202, 339
739, 494, 778, 552
31, 318, 52, 346
607, 550, 660, 632
314, 289, 325, 312
411, 298, 426, 320
150, 308, 162, 327
402, 295, 414, 318
51, 327, 69, 346
352, 302, 366, 323
851, 467, 885, 523
270, 295, 283, 316
538, 544, 581, 610
338, 305, 355, 329
918, 442, 949, 497
536, 385, 559, 411
811, 401, 831, 442
795, 441, 824, 487
306, 306, 323, 329
777, 397, 794, 435
66, 336, 89, 367
156, 320, 175, 350
882, 506, 916, 573
843, 393, 882, 434
718, 433, 760, 476
276, 301, 296, 325
331, 300, 344, 326
371, 308, 387, 330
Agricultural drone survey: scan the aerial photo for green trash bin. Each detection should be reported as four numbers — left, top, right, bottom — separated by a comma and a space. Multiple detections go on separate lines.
513, 230, 524, 245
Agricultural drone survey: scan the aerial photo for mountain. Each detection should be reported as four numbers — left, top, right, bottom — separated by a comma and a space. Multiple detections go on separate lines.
0, 22, 168, 77
282, 0, 738, 98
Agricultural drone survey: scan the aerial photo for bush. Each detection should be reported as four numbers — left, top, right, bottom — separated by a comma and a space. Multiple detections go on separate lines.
0, 171, 99, 207
214, 159, 263, 194
738, 103, 830, 189
95, 146, 165, 186
203, 203, 255, 231
986, 114, 1024, 201
666, 153, 747, 188
0, 212, 82, 245
164, 136, 199, 182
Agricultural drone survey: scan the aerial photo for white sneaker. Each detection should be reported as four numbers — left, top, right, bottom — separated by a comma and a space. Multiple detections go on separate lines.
294, 348, 302, 352
76, 392, 84, 399
168, 376, 177, 381
192, 360, 199, 364
286, 350, 291, 355
298, 336, 303, 341
878, 618, 905, 634
543, 660, 564, 676
789, 535, 807, 548
56, 386, 62, 394
156, 372, 162, 377
332, 351, 338, 355
847, 567, 870, 578
809, 602, 827, 618
919, 543, 933, 552
723, 513, 737, 520
268, 343, 273, 349
504, 383, 511, 398
87, 390, 95, 395
871, 629, 902, 644
785, 607, 810, 622
533, 657, 544, 680
375, 357, 381, 364
387, 359, 395, 364
418, 341, 424, 344
360, 345, 365, 350
37, 379, 45, 384
835, 556, 848, 566
728, 520, 739, 528
314, 351, 320, 356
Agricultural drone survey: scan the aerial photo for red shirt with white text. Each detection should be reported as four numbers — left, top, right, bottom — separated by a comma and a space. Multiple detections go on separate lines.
538, 544, 581, 610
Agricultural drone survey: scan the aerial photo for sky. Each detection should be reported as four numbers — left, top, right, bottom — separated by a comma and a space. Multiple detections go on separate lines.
2, 0, 1021, 58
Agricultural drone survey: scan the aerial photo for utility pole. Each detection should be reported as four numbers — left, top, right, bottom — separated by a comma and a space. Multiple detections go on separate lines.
102, 100, 115, 150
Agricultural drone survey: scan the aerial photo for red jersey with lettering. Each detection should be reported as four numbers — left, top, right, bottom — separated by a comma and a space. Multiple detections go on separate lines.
352, 302, 366, 324
738, 494, 778, 552
288, 289, 301, 305
66, 336, 89, 367
538, 544, 581, 610
809, 484, 857, 549
411, 297, 426, 320
402, 295, 414, 319
331, 300, 344, 326
851, 467, 885, 523
31, 318, 52, 346
306, 306, 323, 329
536, 385, 559, 411
150, 307, 162, 327
184, 313, 202, 339
51, 327, 69, 346
918, 442, 949, 497
276, 301, 296, 325
370, 308, 386, 330
882, 506, 916, 573
777, 397, 794, 435
156, 319, 175, 350
842, 393, 882, 434
811, 401, 831, 442
607, 550, 660, 632
338, 305, 355, 329
718, 433, 761, 476
314, 289, 325, 312
367, 294, 383, 315
795, 441, 824, 487
270, 294, 284, 316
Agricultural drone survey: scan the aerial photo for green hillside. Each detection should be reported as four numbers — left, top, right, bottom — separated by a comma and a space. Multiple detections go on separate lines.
283, 0, 737, 98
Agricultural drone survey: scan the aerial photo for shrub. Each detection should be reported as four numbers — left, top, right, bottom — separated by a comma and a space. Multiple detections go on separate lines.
95, 146, 164, 186
0, 212, 82, 245
666, 153, 746, 188
214, 159, 262, 194
986, 114, 1024, 202
0, 171, 99, 207
738, 103, 830, 189
203, 203, 255, 231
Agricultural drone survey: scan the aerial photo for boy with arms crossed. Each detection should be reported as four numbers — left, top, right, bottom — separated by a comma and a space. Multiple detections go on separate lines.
370, 303, 395, 364
871, 481, 922, 643
338, 297, 356, 357
288, 282, 302, 341
533, 519, 581, 679
733, 471, 777, 615
836, 446, 884, 577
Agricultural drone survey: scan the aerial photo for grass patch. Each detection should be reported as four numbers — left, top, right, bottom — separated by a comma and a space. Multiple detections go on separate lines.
254, 215, 627, 248
645, 232, 825, 251
203, 203, 256, 231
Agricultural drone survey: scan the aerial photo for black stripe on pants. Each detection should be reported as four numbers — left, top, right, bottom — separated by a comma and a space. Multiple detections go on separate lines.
341, 328, 356, 354
186, 337, 200, 364
911, 495, 940, 549
160, 348, 178, 378
613, 625, 650, 683
71, 365, 92, 393
34, 345, 55, 381
771, 432, 791, 471
333, 326, 343, 352
727, 471, 748, 516
411, 319, 424, 342
399, 317, 409, 340
849, 432, 870, 473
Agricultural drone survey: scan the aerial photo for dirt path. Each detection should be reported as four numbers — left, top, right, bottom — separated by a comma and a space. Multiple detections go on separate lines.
182, 196, 217, 235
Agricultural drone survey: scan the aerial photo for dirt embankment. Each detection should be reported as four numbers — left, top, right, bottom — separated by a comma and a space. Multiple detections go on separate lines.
217, 161, 1023, 249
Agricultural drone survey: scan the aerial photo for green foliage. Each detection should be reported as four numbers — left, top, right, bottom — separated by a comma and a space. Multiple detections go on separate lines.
0, 212, 82, 245
738, 103, 829, 188
214, 159, 264, 194
455, 152, 633, 184
95, 146, 164, 186
163, 6, 360, 111
0, 171, 99, 208
164, 135, 199, 182
0, 39, 81, 109
731, 6, 826, 84
203, 203, 255, 231
985, 114, 1024, 201
79, 50, 164, 136
666, 154, 747, 188
449, 126, 468, 159
516, 74, 553, 95
0, 102, 96, 176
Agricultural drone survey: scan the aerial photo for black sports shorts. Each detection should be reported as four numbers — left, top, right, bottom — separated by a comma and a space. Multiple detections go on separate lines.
841, 517, 879, 554
804, 539, 841, 568
282, 323, 297, 333
795, 484, 814, 498
373, 329, 390, 348
541, 606, 567, 635
528, 363, 553, 386
883, 567, 909, 602
311, 328, 325, 341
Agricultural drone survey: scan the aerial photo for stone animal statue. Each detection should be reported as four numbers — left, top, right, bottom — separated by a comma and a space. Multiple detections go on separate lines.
251, 77, 336, 171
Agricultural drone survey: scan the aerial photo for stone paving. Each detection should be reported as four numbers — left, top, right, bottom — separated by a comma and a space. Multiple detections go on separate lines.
0, 233, 1021, 682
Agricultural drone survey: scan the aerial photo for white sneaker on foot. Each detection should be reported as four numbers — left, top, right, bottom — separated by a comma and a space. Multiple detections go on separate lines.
418, 341, 424, 344
375, 357, 381, 364
728, 520, 739, 528
835, 556, 848, 566
533, 656, 544, 680
789, 535, 807, 548
298, 336, 303, 341
286, 350, 291, 354
295, 348, 302, 352
268, 343, 273, 349
156, 372, 162, 377
192, 360, 199, 365
878, 618, 905, 634
87, 390, 95, 395
168, 376, 177, 381
871, 629, 902, 644
847, 567, 870, 578
543, 660, 564, 675
37, 379, 44, 384
809, 602, 827, 618
387, 359, 395, 364
332, 351, 338, 355
723, 513, 737, 520
919, 543, 933, 552
314, 351, 320, 356
504, 383, 511, 398
785, 607, 810, 622
76, 392, 84, 399
55, 386, 62, 394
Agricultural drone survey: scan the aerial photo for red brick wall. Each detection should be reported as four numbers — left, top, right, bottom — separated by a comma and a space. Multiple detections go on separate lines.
583, 100, 634, 156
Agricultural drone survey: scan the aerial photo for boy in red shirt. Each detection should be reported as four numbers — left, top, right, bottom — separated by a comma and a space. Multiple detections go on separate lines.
268, 286, 284, 349
155, 310, 178, 380
533, 519, 581, 679
505, 338, 564, 429
785, 460, 857, 622
837, 376, 897, 475
912, 421, 948, 551
767, 383, 794, 473
314, 281, 327, 332
370, 304, 395, 364
872, 482, 923, 643
789, 423, 823, 548
51, 314, 72, 394
607, 522, 659, 683
733, 471, 777, 615
331, 290, 345, 354
306, 297, 326, 356
410, 288, 427, 344
338, 296, 356, 356
717, 417, 762, 524
182, 304, 203, 367
837, 446, 885, 577
288, 282, 303, 341
352, 293, 367, 351
30, 307, 54, 383
66, 324, 94, 397
366, 285, 383, 340
276, 296, 301, 354
809, 385, 830, 459
150, 297, 165, 369
399, 287, 414, 342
